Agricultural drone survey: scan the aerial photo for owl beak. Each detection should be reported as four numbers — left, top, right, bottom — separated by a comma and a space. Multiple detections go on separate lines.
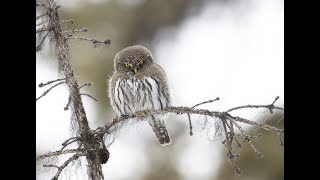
133, 68, 138, 74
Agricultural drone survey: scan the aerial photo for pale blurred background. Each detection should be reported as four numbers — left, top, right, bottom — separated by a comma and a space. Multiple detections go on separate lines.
36, 0, 284, 179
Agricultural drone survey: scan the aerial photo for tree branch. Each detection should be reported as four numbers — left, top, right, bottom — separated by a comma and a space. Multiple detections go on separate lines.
36, 25, 51, 33
44, 0, 104, 179
36, 81, 65, 101
37, 149, 83, 161
50, 154, 81, 180
67, 36, 111, 47
81, 93, 98, 101
38, 78, 67, 87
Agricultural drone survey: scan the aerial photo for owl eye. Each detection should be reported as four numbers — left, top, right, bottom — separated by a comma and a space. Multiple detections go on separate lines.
139, 59, 144, 65
124, 63, 129, 68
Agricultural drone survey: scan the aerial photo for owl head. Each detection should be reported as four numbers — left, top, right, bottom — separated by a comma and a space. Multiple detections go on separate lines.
113, 45, 154, 74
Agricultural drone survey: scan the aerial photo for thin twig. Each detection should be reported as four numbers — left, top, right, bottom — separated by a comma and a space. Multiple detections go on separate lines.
226, 114, 284, 134
221, 116, 241, 174
36, 81, 65, 101
192, 97, 220, 108
187, 97, 220, 136
279, 133, 284, 146
272, 96, 280, 105
38, 78, 67, 87
64, 96, 71, 110
187, 113, 193, 136
60, 137, 79, 151
67, 36, 111, 46
36, 26, 51, 33
79, 82, 92, 89
36, 13, 48, 21
225, 121, 242, 148
36, 31, 50, 52
60, 19, 74, 24
51, 154, 80, 180
226, 104, 284, 113
81, 93, 98, 101
43, 164, 60, 169
36, 149, 82, 161
36, 3, 46, 7
277, 116, 284, 123
231, 119, 263, 159
62, 137, 78, 147
230, 159, 242, 175
226, 96, 283, 113
63, 27, 88, 35
37, 19, 49, 26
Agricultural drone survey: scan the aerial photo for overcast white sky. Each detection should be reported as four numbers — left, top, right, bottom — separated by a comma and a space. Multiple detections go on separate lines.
37, 0, 283, 179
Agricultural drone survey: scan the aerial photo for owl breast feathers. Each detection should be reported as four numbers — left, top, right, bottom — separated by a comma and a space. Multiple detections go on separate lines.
111, 76, 170, 116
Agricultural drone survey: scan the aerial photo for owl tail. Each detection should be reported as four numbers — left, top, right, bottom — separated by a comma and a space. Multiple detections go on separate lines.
148, 115, 171, 146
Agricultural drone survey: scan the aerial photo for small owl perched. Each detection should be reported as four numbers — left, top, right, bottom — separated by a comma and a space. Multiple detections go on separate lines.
108, 45, 171, 146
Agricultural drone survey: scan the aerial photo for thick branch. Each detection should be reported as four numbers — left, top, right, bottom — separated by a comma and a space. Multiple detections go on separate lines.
95, 104, 284, 139
45, 0, 103, 179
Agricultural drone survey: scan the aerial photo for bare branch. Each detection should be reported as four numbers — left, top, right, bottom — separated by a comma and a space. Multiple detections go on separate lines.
64, 96, 71, 111
226, 114, 284, 134
95, 103, 284, 139
36, 81, 65, 101
279, 133, 284, 146
79, 82, 92, 89
60, 19, 74, 24
43, 164, 60, 169
230, 159, 242, 175
221, 116, 242, 174
187, 113, 193, 136
62, 137, 78, 147
60, 137, 79, 151
51, 154, 80, 180
226, 96, 283, 113
187, 97, 220, 136
231, 119, 263, 159
36, 13, 48, 21
81, 93, 98, 101
38, 78, 67, 88
45, 1, 104, 178
67, 36, 111, 47
36, 149, 82, 161
36, 26, 51, 33
36, 3, 46, 7
36, 31, 50, 52
37, 19, 49, 26
63, 27, 88, 35
192, 97, 220, 108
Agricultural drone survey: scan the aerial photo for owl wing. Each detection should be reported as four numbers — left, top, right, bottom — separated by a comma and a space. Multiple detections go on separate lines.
140, 63, 171, 107
108, 71, 126, 115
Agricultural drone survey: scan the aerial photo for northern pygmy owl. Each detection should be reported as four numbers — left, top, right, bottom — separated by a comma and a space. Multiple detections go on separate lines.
108, 45, 171, 146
